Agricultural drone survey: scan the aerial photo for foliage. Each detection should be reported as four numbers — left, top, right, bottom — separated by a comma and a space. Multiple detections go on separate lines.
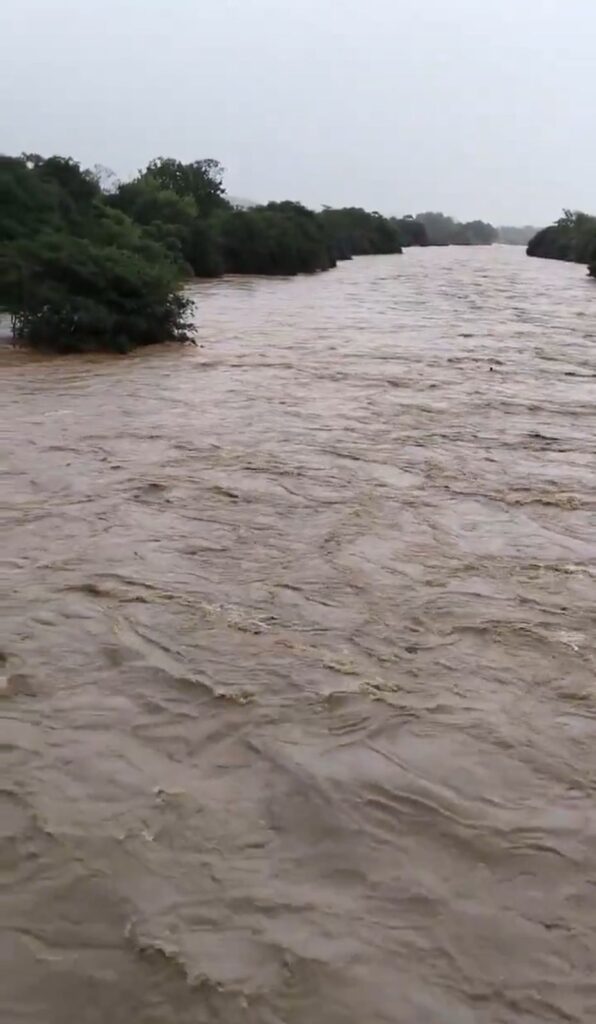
415, 211, 497, 246
319, 207, 403, 260
111, 157, 232, 278
111, 177, 196, 266
0, 154, 190, 351
113, 163, 403, 275
186, 218, 225, 278
0, 154, 93, 241
215, 202, 334, 275
3, 148, 507, 353
527, 224, 575, 261
393, 216, 429, 247
527, 211, 596, 266
142, 157, 229, 217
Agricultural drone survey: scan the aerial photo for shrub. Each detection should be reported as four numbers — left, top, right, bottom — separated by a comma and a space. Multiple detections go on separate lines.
1, 231, 191, 352
527, 211, 596, 265
0, 155, 191, 351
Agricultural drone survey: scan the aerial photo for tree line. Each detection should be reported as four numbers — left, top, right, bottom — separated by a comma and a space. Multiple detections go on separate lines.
0, 152, 500, 352
497, 225, 540, 246
0, 153, 411, 351
527, 211, 596, 278
412, 212, 497, 246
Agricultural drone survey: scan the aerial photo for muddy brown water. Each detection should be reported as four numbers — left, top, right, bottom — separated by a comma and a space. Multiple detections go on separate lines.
1, 246, 596, 1024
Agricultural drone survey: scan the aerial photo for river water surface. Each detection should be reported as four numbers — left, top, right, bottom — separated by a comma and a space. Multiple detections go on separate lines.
2, 247, 596, 1023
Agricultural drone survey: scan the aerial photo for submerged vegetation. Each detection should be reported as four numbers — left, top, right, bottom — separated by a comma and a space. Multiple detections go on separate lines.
0, 155, 191, 352
0, 153, 409, 350
1, 150, 507, 352
527, 211, 596, 278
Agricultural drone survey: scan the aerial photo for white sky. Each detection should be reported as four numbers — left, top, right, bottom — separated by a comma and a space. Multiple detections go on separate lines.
1, 0, 595, 223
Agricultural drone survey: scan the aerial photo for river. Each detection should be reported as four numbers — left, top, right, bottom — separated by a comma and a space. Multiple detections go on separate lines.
1, 246, 596, 1023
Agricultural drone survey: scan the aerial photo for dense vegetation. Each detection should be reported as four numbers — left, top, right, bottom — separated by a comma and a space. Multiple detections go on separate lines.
527, 211, 596, 278
1, 152, 412, 350
0, 155, 191, 351
110, 159, 408, 274
1, 149, 517, 352
392, 216, 429, 248
413, 212, 497, 246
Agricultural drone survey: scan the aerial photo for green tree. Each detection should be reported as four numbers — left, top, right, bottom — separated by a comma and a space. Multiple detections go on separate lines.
215, 202, 333, 276
527, 211, 596, 265
111, 176, 198, 269
0, 154, 190, 352
142, 157, 229, 217
318, 207, 403, 260
415, 212, 456, 245
392, 216, 429, 247
0, 155, 61, 241
415, 211, 497, 246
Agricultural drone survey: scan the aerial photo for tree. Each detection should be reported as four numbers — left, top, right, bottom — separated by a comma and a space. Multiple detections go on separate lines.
111, 176, 198, 269
527, 211, 596, 265
2, 147, 442, 354
215, 202, 333, 276
318, 207, 403, 260
392, 216, 429, 247
0, 155, 191, 351
142, 157, 229, 217
415, 211, 497, 246
0, 155, 61, 241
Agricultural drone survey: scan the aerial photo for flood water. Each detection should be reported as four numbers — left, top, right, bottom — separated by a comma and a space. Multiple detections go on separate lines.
2, 246, 596, 1023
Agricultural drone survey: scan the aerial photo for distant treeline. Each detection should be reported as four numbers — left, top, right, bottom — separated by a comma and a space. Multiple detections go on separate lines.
0, 151, 505, 352
527, 211, 596, 278
411, 212, 497, 247
497, 225, 541, 246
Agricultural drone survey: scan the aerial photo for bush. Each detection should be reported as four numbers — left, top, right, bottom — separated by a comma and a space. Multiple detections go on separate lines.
2, 149, 444, 353
1, 231, 191, 352
414, 211, 497, 246
393, 216, 429, 247
527, 211, 596, 265
0, 156, 191, 352
527, 223, 575, 261
216, 203, 333, 275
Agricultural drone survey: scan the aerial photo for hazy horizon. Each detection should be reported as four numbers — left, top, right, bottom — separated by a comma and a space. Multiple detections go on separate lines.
1, 0, 594, 225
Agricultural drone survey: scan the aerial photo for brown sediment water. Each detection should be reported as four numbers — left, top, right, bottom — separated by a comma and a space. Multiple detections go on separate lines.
1, 246, 596, 1023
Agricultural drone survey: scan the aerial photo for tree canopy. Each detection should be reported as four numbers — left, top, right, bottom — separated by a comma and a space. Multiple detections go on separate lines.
0, 154, 190, 352
414, 211, 497, 246
215, 202, 335, 276
318, 207, 403, 260
142, 158, 228, 217
1, 149, 513, 352
0, 152, 412, 350
527, 211, 596, 268
392, 216, 429, 248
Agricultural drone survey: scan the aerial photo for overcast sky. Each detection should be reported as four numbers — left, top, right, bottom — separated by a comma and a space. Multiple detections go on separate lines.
1, 0, 594, 224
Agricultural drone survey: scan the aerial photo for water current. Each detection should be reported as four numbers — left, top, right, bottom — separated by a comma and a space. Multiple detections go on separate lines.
1, 246, 596, 1023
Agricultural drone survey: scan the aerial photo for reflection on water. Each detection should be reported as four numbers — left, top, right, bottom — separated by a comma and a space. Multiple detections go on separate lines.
1, 247, 596, 1023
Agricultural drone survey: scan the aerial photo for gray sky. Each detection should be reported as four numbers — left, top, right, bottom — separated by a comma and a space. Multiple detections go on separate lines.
1, 0, 594, 224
